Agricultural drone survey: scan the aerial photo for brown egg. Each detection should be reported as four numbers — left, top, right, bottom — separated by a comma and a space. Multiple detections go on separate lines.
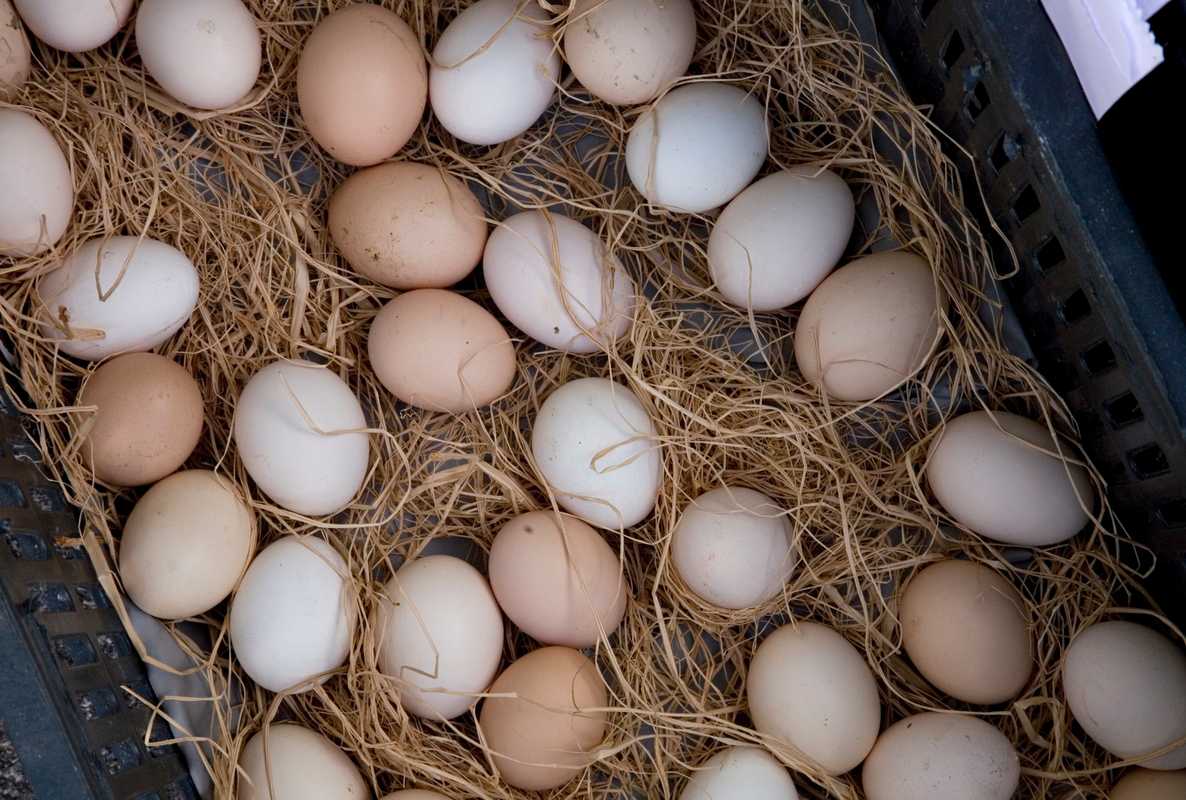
328, 161, 486, 289
794, 250, 941, 401
368, 289, 515, 412
900, 559, 1033, 704
1110, 769, 1186, 799
479, 646, 608, 791
489, 510, 628, 648
79, 352, 204, 487
297, 5, 427, 166
119, 470, 254, 620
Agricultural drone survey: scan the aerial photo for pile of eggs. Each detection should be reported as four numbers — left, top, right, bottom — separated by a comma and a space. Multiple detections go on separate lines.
3, 1, 1186, 799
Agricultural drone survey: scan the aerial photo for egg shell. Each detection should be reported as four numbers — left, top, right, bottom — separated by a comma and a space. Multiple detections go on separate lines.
484, 211, 636, 353
237, 724, 367, 800
1063, 621, 1186, 770
329, 161, 487, 289
680, 746, 800, 800
429, 0, 560, 146
531, 377, 661, 530
297, 4, 427, 166
899, 559, 1033, 704
794, 250, 940, 401
564, 0, 696, 106
671, 486, 794, 610
926, 410, 1095, 547
232, 360, 370, 516
479, 646, 608, 791
13, 0, 131, 52
489, 510, 628, 647
135, 0, 261, 110
625, 82, 768, 213
79, 352, 204, 487
229, 536, 354, 693
37, 236, 199, 360
708, 167, 854, 311
746, 621, 881, 775
1, 1, 31, 99
0, 109, 73, 256
381, 792, 449, 800
1110, 769, 1186, 799
862, 712, 1020, 800
367, 289, 515, 412
375, 555, 504, 720
119, 470, 253, 620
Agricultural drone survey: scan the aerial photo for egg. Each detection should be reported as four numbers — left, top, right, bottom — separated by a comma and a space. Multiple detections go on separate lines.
479, 646, 608, 791
671, 487, 793, 610
625, 82, 767, 213
1110, 769, 1186, 799
37, 236, 200, 360
119, 470, 254, 620
367, 289, 515, 412
680, 747, 798, 800
232, 360, 370, 516
708, 167, 854, 311
483, 210, 637, 353
899, 559, 1033, 704
237, 724, 367, 800
229, 536, 354, 693
489, 510, 627, 647
429, 0, 561, 146
746, 621, 881, 775
862, 712, 1020, 800
563, 0, 696, 106
531, 377, 661, 530
78, 352, 204, 487
1063, 621, 1186, 770
1, 1, 31, 99
793, 250, 940, 401
381, 793, 449, 800
0, 109, 73, 257
329, 162, 487, 290
13, 0, 131, 52
926, 410, 1095, 547
375, 555, 504, 720
135, 0, 261, 110
297, 4, 427, 166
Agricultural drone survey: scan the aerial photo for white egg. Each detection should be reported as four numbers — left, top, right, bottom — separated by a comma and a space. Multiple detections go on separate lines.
37, 236, 199, 361
483, 210, 636, 353
708, 166, 854, 311
625, 82, 768, 213
429, 0, 560, 146
13, 0, 132, 52
375, 555, 504, 720
135, 0, 261, 110
229, 536, 354, 693
680, 747, 799, 800
0, 109, 73, 256
531, 377, 661, 530
233, 360, 370, 517
672, 487, 794, 609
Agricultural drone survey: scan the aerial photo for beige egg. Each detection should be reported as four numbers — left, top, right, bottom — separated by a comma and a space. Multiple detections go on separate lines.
237, 724, 367, 800
564, 0, 697, 106
329, 162, 486, 289
119, 470, 254, 620
479, 646, 608, 791
926, 410, 1095, 547
368, 289, 515, 412
1110, 769, 1186, 799
0, 109, 73, 257
79, 353, 204, 487
297, 4, 427, 166
899, 559, 1033, 704
1, 0, 31, 99
794, 250, 941, 401
862, 712, 1020, 800
489, 510, 628, 647
746, 622, 881, 775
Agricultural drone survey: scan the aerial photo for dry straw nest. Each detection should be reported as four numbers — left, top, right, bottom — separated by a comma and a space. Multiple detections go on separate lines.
0, 1, 1171, 798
